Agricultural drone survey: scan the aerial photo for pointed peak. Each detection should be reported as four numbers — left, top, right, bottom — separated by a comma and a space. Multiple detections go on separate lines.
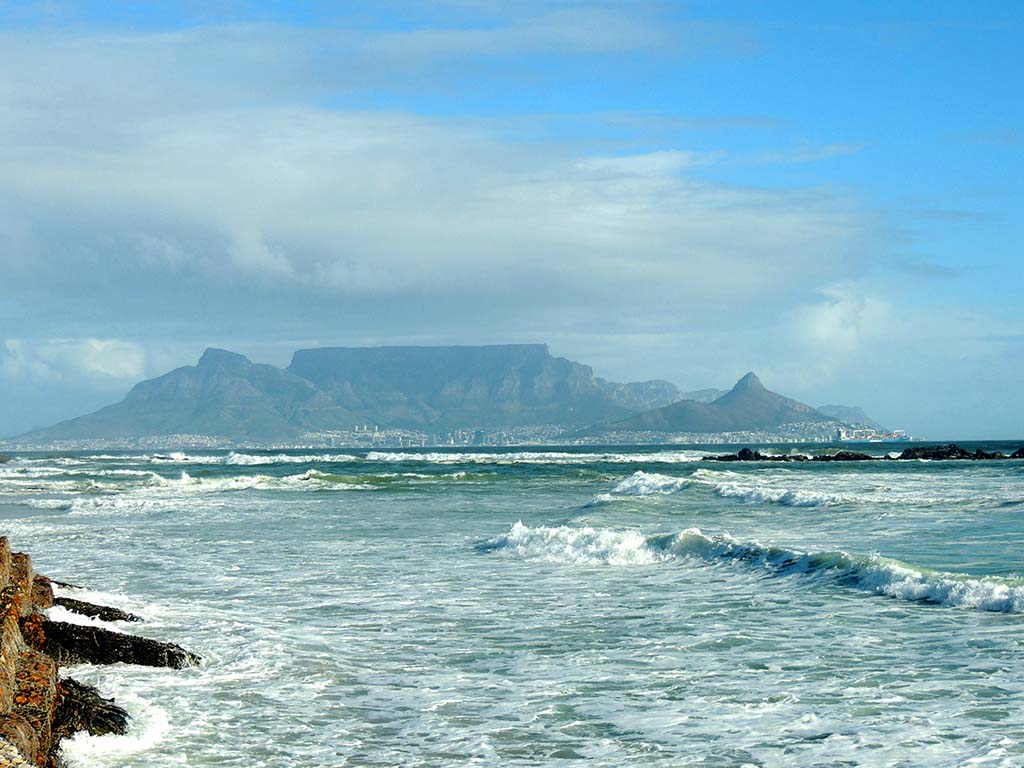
733, 372, 765, 391
197, 348, 251, 369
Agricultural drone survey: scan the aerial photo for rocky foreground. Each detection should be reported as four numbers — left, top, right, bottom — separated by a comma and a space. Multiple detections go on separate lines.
0, 538, 198, 767
705, 443, 1024, 463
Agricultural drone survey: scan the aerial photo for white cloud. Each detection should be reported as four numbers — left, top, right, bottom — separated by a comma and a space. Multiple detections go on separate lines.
0, 17, 1016, 438
0, 103, 874, 310
1, 339, 147, 387
790, 285, 894, 363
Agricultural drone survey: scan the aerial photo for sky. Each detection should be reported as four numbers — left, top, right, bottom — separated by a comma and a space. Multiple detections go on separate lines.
0, 0, 1021, 439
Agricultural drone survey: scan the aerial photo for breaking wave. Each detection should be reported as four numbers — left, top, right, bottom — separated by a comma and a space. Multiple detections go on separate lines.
482, 523, 1024, 612
364, 450, 708, 465
685, 468, 849, 507
477, 521, 663, 565
588, 471, 692, 505
140, 469, 483, 494
222, 452, 360, 465
709, 481, 848, 507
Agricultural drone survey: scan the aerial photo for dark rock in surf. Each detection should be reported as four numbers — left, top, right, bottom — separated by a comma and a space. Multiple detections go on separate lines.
52, 597, 142, 623
32, 621, 200, 669
704, 447, 766, 462
898, 444, 975, 461
51, 678, 129, 743
814, 451, 875, 462
1012, 447, 1024, 459
973, 449, 1007, 460
706, 448, 877, 462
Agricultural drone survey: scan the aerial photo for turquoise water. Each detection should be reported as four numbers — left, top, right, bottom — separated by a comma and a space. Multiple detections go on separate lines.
1, 445, 1023, 766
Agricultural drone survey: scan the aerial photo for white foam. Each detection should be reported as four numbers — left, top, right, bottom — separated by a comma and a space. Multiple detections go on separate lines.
588, 471, 692, 505
44, 605, 129, 633
855, 559, 1024, 612
59, 691, 171, 767
711, 481, 847, 507
485, 521, 664, 565
610, 471, 691, 496
365, 450, 707, 465
21, 498, 74, 510
486, 523, 1024, 612
50, 585, 162, 622
224, 452, 360, 465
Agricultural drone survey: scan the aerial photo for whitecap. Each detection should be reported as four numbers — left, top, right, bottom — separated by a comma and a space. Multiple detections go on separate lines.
484, 523, 1024, 612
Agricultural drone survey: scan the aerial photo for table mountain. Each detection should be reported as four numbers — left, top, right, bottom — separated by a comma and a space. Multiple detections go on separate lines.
18, 345, 682, 442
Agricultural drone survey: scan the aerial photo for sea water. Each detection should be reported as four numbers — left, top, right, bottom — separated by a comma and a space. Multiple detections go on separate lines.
1, 444, 1023, 767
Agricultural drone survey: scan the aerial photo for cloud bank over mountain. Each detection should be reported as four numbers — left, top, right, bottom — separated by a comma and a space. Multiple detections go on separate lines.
0, 3, 1020, 438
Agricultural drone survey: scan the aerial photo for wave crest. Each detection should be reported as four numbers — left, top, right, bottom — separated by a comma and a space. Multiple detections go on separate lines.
483, 523, 1024, 613
478, 521, 664, 566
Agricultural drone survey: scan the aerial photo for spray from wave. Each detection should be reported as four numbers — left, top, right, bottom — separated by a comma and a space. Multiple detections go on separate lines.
587, 471, 692, 505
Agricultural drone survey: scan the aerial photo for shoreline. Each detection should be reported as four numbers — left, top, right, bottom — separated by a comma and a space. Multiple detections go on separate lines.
0, 538, 198, 766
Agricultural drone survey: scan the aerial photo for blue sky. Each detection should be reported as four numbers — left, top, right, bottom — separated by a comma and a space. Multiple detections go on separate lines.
0, 1, 1021, 438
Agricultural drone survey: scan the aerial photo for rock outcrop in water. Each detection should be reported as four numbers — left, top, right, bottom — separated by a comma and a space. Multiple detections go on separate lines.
708, 450, 876, 462
704, 444, 1024, 463
0, 539, 198, 766
896, 444, 1014, 461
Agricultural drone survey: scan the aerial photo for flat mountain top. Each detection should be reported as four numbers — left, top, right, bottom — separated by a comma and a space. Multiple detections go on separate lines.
19, 344, 682, 442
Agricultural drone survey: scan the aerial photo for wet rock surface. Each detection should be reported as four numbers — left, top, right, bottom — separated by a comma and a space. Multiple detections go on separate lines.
52, 678, 129, 742
52, 597, 141, 623
0, 537, 197, 765
34, 620, 199, 669
897, 443, 975, 460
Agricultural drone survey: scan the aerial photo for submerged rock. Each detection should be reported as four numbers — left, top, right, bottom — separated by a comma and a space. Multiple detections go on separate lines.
52, 597, 141, 623
32, 621, 200, 669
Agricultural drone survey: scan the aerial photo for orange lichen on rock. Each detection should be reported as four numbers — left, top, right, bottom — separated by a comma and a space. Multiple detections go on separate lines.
28, 582, 50, 614
0, 537, 192, 766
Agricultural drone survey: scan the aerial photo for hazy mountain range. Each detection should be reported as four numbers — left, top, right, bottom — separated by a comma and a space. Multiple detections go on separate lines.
13, 345, 879, 443
815, 405, 885, 431
591, 372, 833, 434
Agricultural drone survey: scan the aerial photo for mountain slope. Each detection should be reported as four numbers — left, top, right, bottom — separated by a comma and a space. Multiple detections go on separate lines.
817, 404, 885, 431
680, 388, 726, 404
20, 344, 677, 442
596, 372, 834, 433
20, 348, 322, 442
286, 344, 637, 429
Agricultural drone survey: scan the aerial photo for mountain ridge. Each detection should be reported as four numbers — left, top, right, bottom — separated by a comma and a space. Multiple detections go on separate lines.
14, 348, 880, 445
590, 371, 834, 434
18, 345, 681, 442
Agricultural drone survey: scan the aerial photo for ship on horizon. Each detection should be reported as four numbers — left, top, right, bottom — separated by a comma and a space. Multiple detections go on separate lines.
837, 426, 911, 443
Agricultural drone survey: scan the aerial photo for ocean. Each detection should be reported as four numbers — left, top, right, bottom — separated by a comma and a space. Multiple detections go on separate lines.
1, 443, 1023, 767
